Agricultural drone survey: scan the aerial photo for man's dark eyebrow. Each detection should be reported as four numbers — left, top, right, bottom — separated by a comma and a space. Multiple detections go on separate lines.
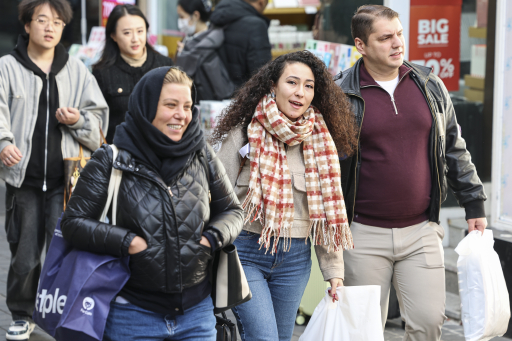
37, 14, 62, 20
287, 75, 315, 83
378, 30, 403, 39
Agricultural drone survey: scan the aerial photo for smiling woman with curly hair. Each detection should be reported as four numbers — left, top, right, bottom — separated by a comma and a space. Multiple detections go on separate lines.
214, 50, 358, 341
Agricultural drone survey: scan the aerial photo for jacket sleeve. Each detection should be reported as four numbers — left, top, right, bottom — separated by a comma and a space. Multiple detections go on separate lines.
246, 19, 272, 78
204, 144, 244, 248
436, 76, 487, 219
0, 64, 14, 153
314, 246, 344, 281
65, 63, 109, 150
61, 145, 136, 257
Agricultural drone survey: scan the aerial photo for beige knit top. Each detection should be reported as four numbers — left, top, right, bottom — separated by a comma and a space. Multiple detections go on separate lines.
217, 126, 344, 281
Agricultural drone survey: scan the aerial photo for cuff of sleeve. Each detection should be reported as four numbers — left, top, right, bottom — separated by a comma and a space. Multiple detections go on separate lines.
320, 267, 345, 282
464, 200, 486, 220
67, 115, 85, 129
0, 140, 13, 153
203, 231, 220, 253
122, 232, 137, 256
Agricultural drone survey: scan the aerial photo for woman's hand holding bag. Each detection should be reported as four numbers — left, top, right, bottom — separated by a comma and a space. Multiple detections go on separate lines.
299, 286, 384, 341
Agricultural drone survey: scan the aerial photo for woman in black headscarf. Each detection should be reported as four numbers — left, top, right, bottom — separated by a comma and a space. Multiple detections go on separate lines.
61, 67, 243, 340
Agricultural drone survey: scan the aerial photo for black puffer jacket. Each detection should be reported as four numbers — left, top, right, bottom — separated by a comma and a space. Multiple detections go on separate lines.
61, 144, 243, 293
92, 49, 173, 143
210, 0, 271, 88
336, 59, 487, 224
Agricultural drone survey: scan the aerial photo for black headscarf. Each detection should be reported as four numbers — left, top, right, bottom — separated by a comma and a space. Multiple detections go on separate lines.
113, 66, 205, 184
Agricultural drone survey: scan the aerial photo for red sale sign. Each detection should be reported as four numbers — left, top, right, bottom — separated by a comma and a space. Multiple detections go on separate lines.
409, 0, 461, 91
101, 0, 136, 26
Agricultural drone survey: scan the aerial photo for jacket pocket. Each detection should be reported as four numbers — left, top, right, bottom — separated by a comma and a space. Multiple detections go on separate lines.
421, 222, 445, 268
5, 190, 20, 244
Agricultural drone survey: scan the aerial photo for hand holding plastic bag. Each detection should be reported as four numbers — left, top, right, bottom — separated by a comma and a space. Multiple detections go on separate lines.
299, 285, 384, 341
455, 229, 510, 341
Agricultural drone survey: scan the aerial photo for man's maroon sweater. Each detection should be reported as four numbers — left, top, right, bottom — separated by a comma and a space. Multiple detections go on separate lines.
353, 63, 433, 228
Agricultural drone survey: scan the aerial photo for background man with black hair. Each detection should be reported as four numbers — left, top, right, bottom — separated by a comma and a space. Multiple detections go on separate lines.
0, 0, 108, 339
336, 5, 487, 340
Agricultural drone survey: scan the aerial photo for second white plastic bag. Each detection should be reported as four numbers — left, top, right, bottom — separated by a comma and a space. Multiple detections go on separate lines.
299, 285, 384, 341
455, 229, 511, 341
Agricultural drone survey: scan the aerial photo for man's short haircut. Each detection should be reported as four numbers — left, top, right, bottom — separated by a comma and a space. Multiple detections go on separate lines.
351, 5, 399, 45
18, 0, 73, 25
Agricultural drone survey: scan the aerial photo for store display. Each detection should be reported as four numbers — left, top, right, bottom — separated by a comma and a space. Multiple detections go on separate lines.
269, 20, 314, 53
305, 39, 361, 75
199, 100, 231, 137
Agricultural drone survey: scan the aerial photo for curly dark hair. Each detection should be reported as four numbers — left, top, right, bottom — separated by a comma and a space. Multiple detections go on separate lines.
210, 50, 358, 156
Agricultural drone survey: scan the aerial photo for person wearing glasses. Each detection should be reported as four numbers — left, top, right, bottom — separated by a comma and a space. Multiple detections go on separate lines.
0, 0, 108, 339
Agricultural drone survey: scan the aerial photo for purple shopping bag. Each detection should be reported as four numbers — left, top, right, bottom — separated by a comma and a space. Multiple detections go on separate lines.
33, 214, 130, 341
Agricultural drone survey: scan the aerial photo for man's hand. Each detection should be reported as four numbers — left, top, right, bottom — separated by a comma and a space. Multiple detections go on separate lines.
328, 278, 344, 302
1, 145, 22, 167
56, 107, 80, 125
128, 236, 148, 255
468, 217, 488, 234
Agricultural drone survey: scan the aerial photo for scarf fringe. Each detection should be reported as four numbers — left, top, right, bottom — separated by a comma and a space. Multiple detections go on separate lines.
257, 221, 292, 255
307, 219, 354, 252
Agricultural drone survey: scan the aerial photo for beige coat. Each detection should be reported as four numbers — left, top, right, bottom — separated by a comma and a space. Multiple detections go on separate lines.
217, 126, 344, 281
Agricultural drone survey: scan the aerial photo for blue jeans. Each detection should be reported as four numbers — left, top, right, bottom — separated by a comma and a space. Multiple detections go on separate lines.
103, 295, 217, 341
232, 231, 312, 341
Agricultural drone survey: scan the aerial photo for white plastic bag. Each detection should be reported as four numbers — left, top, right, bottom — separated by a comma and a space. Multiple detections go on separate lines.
299, 285, 384, 341
455, 229, 511, 341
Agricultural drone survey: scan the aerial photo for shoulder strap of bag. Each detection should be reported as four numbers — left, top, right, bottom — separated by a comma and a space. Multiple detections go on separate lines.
236, 156, 248, 181
99, 145, 123, 224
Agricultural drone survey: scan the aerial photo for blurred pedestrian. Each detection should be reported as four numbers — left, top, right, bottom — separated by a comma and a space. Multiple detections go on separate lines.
212, 51, 358, 341
93, 4, 173, 144
0, 0, 108, 339
209, 0, 271, 88
61, 67, 244, 341
337, 5, 487, 340
175, 0, 234, 101
176, 0, 211, 54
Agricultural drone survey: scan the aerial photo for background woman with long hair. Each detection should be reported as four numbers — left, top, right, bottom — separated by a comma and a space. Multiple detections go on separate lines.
93, 4, 173, 143
212, 51, 358, 341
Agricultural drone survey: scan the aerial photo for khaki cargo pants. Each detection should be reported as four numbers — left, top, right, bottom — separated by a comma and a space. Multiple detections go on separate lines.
344, 220, 446, 341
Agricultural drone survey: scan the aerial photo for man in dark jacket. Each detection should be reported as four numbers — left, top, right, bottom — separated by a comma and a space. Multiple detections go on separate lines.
336, 5, 486, 341
210, 0, 271, 88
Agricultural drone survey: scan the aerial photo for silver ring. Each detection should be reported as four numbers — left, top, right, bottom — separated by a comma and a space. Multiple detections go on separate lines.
60, 112, 63, 116
8, 155, 11, 159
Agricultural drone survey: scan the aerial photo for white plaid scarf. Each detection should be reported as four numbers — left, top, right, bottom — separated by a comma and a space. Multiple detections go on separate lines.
243, 94, 353, 254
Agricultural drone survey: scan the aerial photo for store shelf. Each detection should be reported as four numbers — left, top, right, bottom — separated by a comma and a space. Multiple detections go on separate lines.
464, 88, 484, 102
271, 49, 303, 59
469, 26, 487, 39
264, 7, 318, 15
464, 75, 485, 90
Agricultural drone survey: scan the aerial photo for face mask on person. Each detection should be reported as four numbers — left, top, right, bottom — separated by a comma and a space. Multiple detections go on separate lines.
178, 17, 196, 36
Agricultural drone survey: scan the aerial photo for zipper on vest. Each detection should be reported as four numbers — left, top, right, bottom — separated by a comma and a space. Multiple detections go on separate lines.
346, 92, 366, 224
423, 78, 442, 223
43, 74, 49, 192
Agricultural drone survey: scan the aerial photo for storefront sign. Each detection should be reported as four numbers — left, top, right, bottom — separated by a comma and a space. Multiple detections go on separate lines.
409, 0, 461, 91
101, 0, 136, 26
